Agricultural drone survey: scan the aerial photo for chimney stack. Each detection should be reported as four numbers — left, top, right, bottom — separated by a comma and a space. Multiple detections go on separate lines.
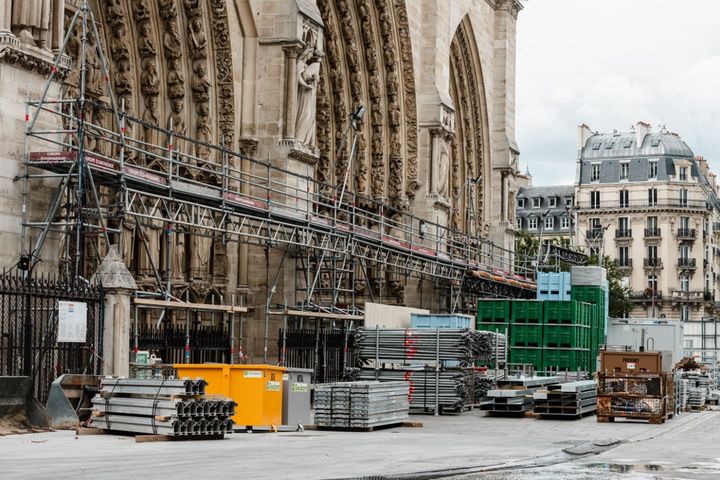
635, 121, 651, 148
578, 124, 594, 151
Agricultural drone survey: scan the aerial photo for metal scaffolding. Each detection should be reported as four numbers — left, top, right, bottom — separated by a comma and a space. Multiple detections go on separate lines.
19, 2, 536, 327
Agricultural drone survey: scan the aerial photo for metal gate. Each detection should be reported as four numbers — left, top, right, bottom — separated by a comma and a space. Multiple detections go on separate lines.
133, 323, 230, 365
0, 271, 103, 403
279, 328, 354, 383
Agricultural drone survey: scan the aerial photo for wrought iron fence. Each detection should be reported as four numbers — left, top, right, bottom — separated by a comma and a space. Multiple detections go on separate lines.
279, 328, 354, 383
0, 271, 103, 403
133, 323, 230, 365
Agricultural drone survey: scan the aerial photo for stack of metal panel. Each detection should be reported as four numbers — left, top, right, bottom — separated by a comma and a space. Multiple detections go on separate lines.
314, 381, 409, 429
91, 378, 235, 436
533, 380, 597, 418
354, 328, 505, 366
681, 371, 711, 409
480, 376, 560, 414
349, 367, 471, 412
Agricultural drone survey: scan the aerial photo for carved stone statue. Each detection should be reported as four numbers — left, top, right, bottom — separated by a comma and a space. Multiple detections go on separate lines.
188, 17, 207, 59
92, 105, 113, 159
388, 96, 401, 127
195, 116, 212, 162
86, 33, 102, 92
141, 95, 160, 157
11, 0, 51, 48
138, 23, 157, 58
163, 18, 183, 59
169, 99, 187, 155
190, 230, 212, 279
191, 63, 211, 102
295, 40, 320, 148
167, 58, 185, 98
437, 137, 450, 198
133, 0, 152, 22
173, 226, 186, 280
110, 24, 130, 63
114, 61, 132, 96
140, 61, 160, 96
121, 220, 135, 267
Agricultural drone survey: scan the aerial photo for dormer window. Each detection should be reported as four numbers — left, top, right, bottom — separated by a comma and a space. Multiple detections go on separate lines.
548, 197, 557, 208
591, 163, 601, 182
532, 198, 541, 208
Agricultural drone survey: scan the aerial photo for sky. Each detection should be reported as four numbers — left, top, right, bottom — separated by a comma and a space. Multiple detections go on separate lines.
516, 0, 720, 186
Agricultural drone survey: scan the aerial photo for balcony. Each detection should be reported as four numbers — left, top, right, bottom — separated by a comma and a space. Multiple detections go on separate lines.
575, 198, 708, 210
644, 228, 661, 238
617, 258, 633, 271
615, 229, 632, 239
643, 258, 663, 269
677, 228, 697, 240
630, 289, 662, 302
677, 258, 697, 270
586, 229, 604, 240
669, 290, 706, 302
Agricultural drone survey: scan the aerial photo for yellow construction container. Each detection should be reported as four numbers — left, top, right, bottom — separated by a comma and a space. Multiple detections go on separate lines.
174, 364, 285, 429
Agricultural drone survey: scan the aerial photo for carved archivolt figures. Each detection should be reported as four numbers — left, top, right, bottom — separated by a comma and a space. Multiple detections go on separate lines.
188, 17, 207, 59
295, 29, 321, 149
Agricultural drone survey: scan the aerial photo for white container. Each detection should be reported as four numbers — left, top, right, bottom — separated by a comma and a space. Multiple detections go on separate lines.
570, 266, 607, 287
606, 318, 684, 365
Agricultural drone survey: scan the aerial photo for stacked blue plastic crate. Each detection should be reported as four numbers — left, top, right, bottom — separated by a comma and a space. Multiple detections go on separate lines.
536, 272, 571, 301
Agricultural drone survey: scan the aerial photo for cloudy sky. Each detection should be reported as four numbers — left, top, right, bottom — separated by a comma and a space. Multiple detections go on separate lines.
516, 0, 720, 186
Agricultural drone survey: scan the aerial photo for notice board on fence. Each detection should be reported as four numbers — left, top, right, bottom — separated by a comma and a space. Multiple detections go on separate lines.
57, 301, 87, 343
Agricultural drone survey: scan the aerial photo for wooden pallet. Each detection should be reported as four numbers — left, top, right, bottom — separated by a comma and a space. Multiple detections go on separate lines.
597, 413, 670, 424
306, 421, 423, 432
75, 427, 226, 443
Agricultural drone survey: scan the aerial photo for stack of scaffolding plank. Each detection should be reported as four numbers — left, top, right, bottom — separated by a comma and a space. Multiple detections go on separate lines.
313, 381, 409, 430
681, 371, 711, 410
480, 376, 560, 415
533, 380, 597, 418
91, 378, 235, 437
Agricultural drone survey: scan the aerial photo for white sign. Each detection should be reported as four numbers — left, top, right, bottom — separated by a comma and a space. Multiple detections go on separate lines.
57, 301, 87, 343
626, 362, 636, 370
243, 370, 263, 378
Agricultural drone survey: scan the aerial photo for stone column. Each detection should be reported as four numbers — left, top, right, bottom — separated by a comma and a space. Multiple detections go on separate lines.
91, 246, 138, 377
51, 0, 64, 52
282, 45, 301, 140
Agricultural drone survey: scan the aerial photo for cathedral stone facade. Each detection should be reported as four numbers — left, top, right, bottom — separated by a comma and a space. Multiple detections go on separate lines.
0, 0, 523, 362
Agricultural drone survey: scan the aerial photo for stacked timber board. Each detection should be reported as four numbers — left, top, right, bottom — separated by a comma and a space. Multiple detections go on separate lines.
314, 381, 409, 429
91, 378, 235, 437
533, 380, 597, 418
480, 376, 560, 414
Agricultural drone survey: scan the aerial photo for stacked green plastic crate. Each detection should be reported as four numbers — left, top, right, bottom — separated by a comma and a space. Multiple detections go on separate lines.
476, 300, 510, 335
570, 266, 608, 371
508, 300, 544, 368
542, 300, 591, 371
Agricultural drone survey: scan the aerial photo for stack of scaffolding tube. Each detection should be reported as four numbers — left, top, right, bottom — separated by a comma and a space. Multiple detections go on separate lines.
353, 328, 504, 366
348, 328, 504, 413
314, 381, 409, 429
90, 378, 235, 437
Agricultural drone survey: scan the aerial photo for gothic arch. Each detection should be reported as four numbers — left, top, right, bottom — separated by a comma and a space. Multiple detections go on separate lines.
448, 15, 491, 235
315, 0, 418, 210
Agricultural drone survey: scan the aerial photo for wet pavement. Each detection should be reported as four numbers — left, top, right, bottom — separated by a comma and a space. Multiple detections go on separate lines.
0, 408, 718, 479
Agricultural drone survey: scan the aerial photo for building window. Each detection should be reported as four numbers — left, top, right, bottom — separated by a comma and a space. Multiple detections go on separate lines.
561, 216, 570, 230
517, 198, 525, 208
648, 245, 658, 260
590, 218, 601, 230
532, 197, 541, 208
591, 163, 601, 182
590, 191, 600, 209
528, 217, 538, 230
548, 197, 557, 208
516, 218, 522, 230
618, 246, 629, 266
680, 275, 689, 292
679, 244, 690, 260
649, 160, 658, 179
544, 216, 554, 230
680, 216, 689, 230
620, 162, 629, 181
648, 188, 657, 207
647, 216, 657, 230
619, 190, 629, 208
565, 197, 573, 207
679, 189, 688, 207
647, 274, 657, 291
681, 305, 689, 322
679, 166, 688, 181
618, 217, 629, 234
